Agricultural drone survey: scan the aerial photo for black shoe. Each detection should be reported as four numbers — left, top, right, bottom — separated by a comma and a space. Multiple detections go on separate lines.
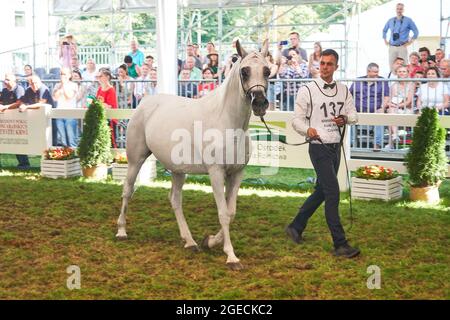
334, 243, 360, 258
285, 226, 303, 244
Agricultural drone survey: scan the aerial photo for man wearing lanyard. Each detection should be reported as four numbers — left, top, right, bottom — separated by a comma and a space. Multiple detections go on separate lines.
383, 3, 419, 72
286, 49, 360, 258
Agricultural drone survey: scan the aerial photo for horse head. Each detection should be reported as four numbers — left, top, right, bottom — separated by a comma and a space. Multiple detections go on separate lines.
236, 39, 270, 117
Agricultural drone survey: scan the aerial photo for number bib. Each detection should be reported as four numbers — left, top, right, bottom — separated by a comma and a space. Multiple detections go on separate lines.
305, 80, 349, 144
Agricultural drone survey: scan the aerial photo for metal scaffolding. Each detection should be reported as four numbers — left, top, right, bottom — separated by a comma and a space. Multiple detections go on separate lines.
47, 0, 359, 76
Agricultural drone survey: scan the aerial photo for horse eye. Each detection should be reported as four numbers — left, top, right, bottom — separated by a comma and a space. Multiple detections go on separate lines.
263, 66, 270, 78
241, 67, 250, 80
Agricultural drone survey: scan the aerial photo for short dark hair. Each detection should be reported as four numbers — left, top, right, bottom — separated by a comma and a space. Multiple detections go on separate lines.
321, 49, 339, 64
394, 57, 405, 62
146, 55, 154, 60
418, 47, 431, 55
367, 62, 379, 70
124, 55, 133, 63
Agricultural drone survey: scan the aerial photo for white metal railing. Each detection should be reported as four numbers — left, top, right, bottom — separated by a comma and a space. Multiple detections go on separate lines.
15, 77, 450, 158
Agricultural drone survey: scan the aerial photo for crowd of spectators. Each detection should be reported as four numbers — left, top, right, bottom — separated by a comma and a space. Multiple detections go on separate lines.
1, 2, 450, 167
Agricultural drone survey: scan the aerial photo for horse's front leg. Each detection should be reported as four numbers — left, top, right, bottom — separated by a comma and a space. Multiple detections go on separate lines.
208, 166, 243, 270
202, 169, 244, 251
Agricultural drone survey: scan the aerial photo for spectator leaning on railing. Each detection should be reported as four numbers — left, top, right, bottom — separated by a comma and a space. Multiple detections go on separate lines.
18, 75, 55, 167
52, 67, 79, 148
386, 56, 405, 79
179, 69, 198, 99
0, 73, 28, 169
416, 66, 449, 115
117, 64, 133, 108
385, 65, 414, 149
350, 63, 390, 151
198, 68, 216, 98
134, 63, 152, 104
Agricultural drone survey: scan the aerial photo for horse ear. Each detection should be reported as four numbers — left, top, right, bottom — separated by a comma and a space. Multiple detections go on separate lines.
236, 40, 248, 58
260, 39, 269, 57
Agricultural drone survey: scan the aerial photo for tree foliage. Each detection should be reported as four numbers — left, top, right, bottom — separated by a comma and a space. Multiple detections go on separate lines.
78, 99, 112, 168
405, 108, 448, 187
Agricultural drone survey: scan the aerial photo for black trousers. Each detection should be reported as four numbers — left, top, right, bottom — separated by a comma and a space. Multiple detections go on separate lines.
291, 143, 347, 248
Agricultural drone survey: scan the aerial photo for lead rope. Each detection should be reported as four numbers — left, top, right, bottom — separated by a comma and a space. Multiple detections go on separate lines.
260, 115, 354, 232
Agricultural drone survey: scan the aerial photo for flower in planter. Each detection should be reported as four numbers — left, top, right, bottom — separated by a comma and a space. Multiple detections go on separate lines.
43, 147, 77, 161
114, 153, 128, 164
355, 165, 399, 180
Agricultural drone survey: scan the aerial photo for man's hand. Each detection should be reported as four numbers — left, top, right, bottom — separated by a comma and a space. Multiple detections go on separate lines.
307, 127, 320, 140
0, 105, 7, 112
384, 39, 389, 46
332, 115, 347, 127
19, 105, 28, 113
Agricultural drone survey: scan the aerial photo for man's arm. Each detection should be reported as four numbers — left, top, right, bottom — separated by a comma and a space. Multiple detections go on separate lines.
0, 100, 22, 111
408, 18, 419, 43
382, 19, 391, 44
292, 86, 310, 137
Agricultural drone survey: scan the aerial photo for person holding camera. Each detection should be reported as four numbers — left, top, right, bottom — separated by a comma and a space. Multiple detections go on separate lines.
382, 3, 418, 72
59, 35, 78, 69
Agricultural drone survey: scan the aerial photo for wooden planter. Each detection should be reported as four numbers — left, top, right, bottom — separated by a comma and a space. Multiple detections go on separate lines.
112, 159, 157, 184
351, 176, 403, 201
41, 158, 82, 179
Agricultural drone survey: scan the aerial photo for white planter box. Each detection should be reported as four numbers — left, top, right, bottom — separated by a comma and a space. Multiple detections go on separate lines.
41, 158, 82, 179
112, 159, 157, 184
351, 176, 403, 201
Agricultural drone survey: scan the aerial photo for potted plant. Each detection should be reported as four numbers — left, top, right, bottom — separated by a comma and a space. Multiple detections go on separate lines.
405, 107, 447, 203
78, 98, 111, 179
112, 152, 157, 184
41, 147, 81, 179
352, 164, 402, 201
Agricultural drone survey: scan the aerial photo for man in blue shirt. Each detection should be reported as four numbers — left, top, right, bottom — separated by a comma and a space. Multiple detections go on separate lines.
128, 39, 145, 67
382, 3, 419, 72
350, 63, 390, 151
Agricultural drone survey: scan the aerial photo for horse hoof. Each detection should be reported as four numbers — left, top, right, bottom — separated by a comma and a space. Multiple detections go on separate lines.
186, 245, 200, 252
115, 233, 128, 240
201, 235, 212, 250
227, 262, 244, 271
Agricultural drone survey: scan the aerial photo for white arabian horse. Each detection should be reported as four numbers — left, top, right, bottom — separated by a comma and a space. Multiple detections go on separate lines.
116, 40, 270, 270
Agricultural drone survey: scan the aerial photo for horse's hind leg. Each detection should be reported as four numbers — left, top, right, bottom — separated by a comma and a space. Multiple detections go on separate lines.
116, 144, 151, 240
169, 172, 198, 251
